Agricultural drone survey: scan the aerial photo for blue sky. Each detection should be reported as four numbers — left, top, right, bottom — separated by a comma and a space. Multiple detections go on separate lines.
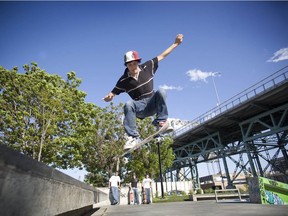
1, 1, 288, 180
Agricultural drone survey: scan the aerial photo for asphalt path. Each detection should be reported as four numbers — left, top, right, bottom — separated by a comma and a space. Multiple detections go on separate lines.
92, 201, 288, 216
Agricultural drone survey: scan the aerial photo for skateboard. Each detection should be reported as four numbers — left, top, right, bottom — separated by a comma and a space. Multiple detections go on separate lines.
121, 121, 170, 158
129, 188, 134, 205
115, 121, 171, 172
142, 186, 147, 204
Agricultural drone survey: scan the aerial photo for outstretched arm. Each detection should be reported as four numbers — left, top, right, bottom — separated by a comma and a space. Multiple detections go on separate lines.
157, 34, 184, 62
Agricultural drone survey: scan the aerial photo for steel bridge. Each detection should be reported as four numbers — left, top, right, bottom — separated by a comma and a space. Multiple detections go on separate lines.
166, 66, 288, 189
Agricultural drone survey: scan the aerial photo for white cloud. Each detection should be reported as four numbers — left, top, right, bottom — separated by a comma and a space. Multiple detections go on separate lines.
267, 47, 288, 63
186, 69, 221, 83
159, 84, 183, 91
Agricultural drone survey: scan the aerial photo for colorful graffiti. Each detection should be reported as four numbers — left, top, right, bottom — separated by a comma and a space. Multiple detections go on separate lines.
265, 190, 284, 205
259, 177, 288, 205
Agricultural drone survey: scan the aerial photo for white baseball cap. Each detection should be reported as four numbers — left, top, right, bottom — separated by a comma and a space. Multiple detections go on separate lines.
124, 51, 141, 64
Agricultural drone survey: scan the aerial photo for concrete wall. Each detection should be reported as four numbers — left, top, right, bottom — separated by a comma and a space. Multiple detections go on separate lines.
0, 144, 107, 216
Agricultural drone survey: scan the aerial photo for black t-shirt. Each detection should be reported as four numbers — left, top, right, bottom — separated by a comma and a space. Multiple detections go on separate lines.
131, 178, 138, 188
112, 57, 158, 100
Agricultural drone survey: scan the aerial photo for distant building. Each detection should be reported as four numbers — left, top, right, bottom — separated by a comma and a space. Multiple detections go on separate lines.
199, 174, 247, 191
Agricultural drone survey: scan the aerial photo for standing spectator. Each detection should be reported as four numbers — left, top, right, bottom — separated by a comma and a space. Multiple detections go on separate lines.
109, 172, 121, 205
130, 173, 140, 205
142, 174, 153, 204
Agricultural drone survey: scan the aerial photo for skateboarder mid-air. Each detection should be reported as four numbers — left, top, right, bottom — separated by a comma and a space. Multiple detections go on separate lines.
103, 34, 184, 151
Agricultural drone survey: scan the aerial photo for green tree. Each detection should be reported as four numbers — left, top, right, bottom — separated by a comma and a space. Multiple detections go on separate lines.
82, 102, 125, 186
0, 63, 101, 168
0, 63, 175, 187
83, 105, 175, 187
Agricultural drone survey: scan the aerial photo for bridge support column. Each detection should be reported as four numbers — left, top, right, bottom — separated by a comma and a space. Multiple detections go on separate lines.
278, 132, 288, 167
189, 160, 200, 190
245, 142, 258, 177
251, 141, 264, 177
221, 151, 233, 188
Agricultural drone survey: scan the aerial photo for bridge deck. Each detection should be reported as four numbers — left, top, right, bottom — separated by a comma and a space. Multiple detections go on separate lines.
172, 66, 288, 150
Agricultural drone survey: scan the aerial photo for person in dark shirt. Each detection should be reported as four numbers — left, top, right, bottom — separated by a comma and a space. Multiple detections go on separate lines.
130, 173, 139, 205
103, 34, 184, 150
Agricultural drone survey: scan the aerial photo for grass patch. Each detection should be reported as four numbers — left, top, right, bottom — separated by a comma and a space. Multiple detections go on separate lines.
153, 195, 190, 203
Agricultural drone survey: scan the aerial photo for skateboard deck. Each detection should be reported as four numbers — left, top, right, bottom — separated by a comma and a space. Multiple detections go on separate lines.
129, 189, 134, 205
121, 121, 170, 158
142, 187, 147, 204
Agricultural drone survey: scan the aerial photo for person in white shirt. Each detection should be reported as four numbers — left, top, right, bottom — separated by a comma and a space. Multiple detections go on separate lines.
142, 174, 153, 204
109, 172, 121, 205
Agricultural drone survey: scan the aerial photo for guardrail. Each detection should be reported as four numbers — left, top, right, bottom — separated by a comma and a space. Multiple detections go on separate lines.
191, 189, 249, 202
214, 189, 243, 202
173, 65, 288, 138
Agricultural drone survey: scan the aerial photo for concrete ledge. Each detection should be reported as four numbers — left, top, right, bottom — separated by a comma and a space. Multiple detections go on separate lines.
0, 144, 108, 216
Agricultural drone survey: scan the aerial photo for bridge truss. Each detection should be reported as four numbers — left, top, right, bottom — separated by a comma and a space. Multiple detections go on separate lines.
165, 66, 288, 190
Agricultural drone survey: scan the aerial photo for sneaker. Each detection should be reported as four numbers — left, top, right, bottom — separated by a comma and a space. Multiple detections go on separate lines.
158, 120, 174, 134
123, 156, 130, 164
123, 136, 141, 150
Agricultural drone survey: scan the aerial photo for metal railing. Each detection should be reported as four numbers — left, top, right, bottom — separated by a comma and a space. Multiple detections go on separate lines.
214, 189, 243, 202
173, 65, 288, 138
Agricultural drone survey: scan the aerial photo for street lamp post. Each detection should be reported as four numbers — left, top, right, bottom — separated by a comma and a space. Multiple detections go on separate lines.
211, 74, 225, 188
211, 75, 221, 106
157, 137, 165, 199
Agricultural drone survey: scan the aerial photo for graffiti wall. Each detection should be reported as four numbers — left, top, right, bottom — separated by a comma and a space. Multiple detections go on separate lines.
248, 176, 288, 205
259, 177, 288, 205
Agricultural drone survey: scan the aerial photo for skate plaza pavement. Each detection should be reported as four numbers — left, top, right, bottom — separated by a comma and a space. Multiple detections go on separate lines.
92, 201, 288, 216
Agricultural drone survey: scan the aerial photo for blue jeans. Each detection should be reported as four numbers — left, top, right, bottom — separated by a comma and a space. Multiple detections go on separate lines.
145, 188, 151, 204
111, 187, 119, 204
133, 188, 139, 204
123, 89, 168, 137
